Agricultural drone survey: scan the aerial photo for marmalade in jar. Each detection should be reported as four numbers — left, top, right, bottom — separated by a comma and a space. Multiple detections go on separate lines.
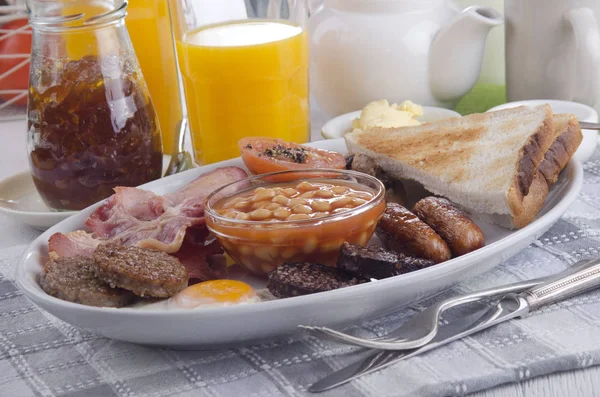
27, 55, 163, 211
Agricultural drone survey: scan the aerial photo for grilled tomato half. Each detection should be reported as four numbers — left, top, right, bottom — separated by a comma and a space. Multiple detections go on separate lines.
238, 137, 346, 176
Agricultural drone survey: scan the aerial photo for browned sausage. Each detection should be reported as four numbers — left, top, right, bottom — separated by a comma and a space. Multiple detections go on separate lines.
413, 197, 485, 256
348, 153, 407, 205
376, 203, 451, 263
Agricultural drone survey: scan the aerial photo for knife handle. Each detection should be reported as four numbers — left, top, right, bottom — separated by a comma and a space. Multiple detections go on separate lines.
521, 258, 600, 311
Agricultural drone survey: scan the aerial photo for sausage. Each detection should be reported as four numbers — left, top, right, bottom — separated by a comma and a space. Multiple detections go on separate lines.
413, 197, 485, 256
348, 153, 407, 205
376, 203, 451, 263
349, 153, 379, 176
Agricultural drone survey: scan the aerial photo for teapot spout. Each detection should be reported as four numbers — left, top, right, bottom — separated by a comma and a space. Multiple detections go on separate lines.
430, 6, 503, 103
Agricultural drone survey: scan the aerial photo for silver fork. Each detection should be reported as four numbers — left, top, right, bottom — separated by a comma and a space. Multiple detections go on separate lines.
300, 258, 597, 350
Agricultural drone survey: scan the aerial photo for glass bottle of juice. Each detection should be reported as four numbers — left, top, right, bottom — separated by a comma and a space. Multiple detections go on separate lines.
126, 0, 183, 154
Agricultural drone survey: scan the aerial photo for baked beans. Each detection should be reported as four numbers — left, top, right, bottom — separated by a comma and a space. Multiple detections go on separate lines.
207, 179, 385, 276
216, 181, 375, 222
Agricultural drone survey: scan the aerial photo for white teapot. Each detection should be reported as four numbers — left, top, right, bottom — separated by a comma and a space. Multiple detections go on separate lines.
309, 0, 503, 116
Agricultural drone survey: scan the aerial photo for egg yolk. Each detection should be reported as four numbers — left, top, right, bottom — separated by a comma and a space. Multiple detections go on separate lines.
170, 280, 257, 309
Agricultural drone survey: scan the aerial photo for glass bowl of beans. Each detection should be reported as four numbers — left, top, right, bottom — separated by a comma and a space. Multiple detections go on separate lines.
204, 169, 386, 276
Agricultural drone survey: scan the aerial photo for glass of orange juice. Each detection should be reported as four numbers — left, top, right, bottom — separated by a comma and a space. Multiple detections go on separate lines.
169, 0, 310, 165
126, 0, 184, 155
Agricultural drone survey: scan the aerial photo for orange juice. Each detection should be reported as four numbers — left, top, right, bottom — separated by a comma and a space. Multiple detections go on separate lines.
126, 0, 183, 154
62, 2, 115, 59
176, 20, 309, 165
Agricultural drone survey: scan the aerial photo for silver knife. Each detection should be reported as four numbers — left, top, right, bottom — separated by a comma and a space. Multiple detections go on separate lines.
309, 258, 600, 393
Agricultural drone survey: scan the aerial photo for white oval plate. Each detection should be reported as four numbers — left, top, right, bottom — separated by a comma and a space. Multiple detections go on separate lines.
321, 107, 462, 140
0, 171, 77, 231
488, 100, 598, 163
16, 139, 582, 349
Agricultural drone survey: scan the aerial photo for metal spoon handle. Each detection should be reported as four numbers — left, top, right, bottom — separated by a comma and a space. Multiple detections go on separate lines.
578, 121, 600, 130
164, 118, 192, 177
522, 258, 600, 310
175, 118, 187, 153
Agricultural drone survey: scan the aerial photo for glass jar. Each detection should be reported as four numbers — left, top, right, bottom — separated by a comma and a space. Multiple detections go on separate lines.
26, 0, 163, 211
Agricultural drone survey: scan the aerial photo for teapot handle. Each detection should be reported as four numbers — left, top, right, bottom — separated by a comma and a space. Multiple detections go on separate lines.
308, 0, 324, 15
565, 8, 600, 107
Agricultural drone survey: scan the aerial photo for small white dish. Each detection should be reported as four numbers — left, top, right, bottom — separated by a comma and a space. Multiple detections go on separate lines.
487, 100, 598, 163
0, 171, 76, 231
15, 138, 582, 348
321, 106, 462, 140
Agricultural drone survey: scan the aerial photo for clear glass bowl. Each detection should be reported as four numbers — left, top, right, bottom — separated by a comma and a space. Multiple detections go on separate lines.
204, 169, 386, 276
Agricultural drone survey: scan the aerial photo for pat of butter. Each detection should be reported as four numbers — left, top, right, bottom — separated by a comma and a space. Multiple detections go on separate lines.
352, 100, 423, 131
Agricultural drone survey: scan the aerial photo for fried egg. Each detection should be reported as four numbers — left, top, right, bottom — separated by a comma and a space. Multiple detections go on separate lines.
134, 279, 261, 310
167, 280, 259, 309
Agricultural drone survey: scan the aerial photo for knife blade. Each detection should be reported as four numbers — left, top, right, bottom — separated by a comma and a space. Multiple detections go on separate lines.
309, 257, 600, 393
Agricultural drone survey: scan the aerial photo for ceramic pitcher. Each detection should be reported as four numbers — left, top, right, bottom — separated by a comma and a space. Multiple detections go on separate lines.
505, 0, 600, 107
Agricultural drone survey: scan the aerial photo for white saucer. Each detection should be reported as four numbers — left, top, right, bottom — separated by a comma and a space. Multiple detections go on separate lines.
0, 171, 76, 231
488, 100, 598, 163
0, 155, 177, 231
321, 106, 462, 139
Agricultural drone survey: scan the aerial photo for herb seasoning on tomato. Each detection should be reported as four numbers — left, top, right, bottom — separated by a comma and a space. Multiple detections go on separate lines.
238, 137, 346, 176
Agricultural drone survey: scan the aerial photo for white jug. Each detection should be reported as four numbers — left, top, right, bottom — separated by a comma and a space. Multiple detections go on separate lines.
309, 0, 503, 116
456, 0, 505, 85
505, 0, 600, 108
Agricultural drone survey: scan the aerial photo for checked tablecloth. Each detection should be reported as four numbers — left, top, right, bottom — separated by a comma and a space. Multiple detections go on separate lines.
2, 145, 600, 396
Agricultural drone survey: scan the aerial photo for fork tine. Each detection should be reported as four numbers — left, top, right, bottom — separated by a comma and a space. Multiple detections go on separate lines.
298, 325, 337, 338
297, 325, 318, 331
317, 328, 384, 345
300, 325, 418, 349
299, 326, 354, 344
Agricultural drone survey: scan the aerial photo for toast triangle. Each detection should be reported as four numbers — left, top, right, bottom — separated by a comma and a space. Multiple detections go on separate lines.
345, 104, 556, 229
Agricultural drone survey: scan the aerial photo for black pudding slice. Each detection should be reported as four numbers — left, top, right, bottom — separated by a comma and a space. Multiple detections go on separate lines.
337, 242, 436, 280
267, 262, 368, 298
